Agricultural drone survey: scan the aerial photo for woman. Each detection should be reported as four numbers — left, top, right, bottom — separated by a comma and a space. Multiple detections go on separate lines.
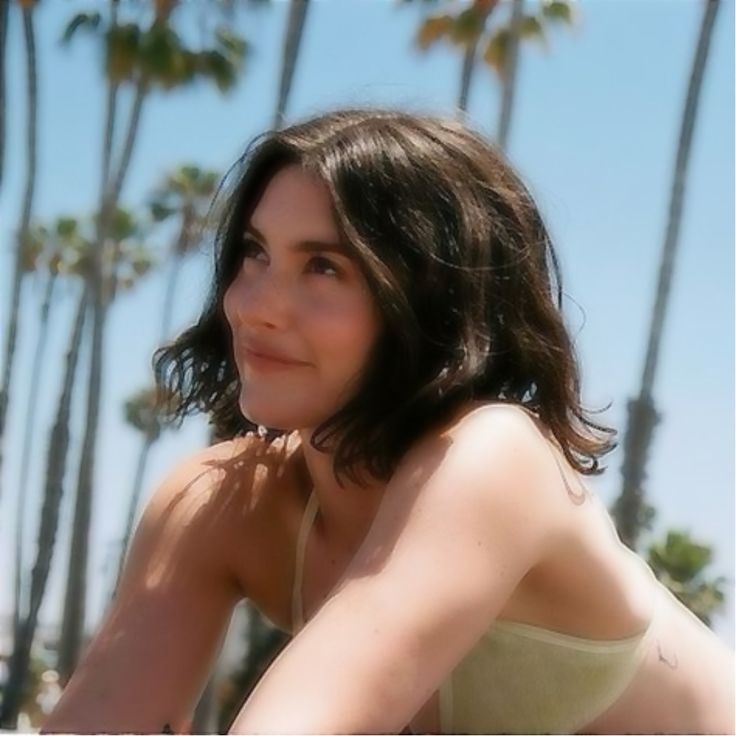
43, 108, 734, 735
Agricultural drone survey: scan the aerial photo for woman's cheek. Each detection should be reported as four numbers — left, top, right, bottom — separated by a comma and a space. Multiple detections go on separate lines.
222, 287, 233, 325
223, 285, 243, 334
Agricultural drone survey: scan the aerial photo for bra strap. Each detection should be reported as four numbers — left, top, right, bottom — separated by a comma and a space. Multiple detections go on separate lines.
291, 487, 319, 633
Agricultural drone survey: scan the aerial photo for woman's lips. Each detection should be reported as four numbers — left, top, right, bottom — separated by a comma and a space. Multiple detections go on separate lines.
241, 347, 310, 371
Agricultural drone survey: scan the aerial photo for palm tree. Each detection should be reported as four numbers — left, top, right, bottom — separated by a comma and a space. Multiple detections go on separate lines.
148, 163, 220, 341
414, 0, 576, 148
0, 0, 39, 504
646, 529, 727, 627
611, 0, 722, 551
0, 0, 9, 192
55, 4, 247, 683
11, 219, 82, 654
496, 0, 525, 152
0, 210, 155, 727
99, 165, 219, 616
273, 0, 311, 130
94, 163, 218, 605
0, 287, 89, 729
0, 217, 92, 729
56, 208, 155, 688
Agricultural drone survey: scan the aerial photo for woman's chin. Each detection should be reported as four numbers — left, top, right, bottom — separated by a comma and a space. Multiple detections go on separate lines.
238, 400, 297, 432
238, 387, 341, 433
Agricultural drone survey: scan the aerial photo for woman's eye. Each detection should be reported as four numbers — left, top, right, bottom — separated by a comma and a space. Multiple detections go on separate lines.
241, 238, 341, 278
242, 238, 265, 260
308, 256, 341, 278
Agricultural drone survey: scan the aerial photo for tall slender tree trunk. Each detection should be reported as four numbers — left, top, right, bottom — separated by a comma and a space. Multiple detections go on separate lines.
57, 72, 149, 686
159, 228, 187, 342
456, 1, 498, 118
0, 5, 38, 503
107, 212, 189, 608
612, 0, 722, 550
102, 84, 119, 206
0, 287, 89, 728
496, 0, 524, 152
57, 274, 110, 684
108, 80, 148, 304
110, 78, 147, 209
0, 0, 9, 191
12, 272, 58, 644
56, 29, 118, 690
273, 0, 310, 130
458, 40, 478, 115
55, 4, 157, 681
106, 211, 193, 608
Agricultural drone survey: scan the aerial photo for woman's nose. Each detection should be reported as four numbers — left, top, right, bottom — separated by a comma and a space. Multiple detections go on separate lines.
230, 269, 293, 328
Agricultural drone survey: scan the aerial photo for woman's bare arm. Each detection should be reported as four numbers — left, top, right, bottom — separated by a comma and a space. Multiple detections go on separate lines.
229, 406, 555, 734
41, 449, 245, 734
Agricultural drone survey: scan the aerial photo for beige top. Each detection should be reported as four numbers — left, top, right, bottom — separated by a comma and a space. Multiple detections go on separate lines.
290, 486, 660, 734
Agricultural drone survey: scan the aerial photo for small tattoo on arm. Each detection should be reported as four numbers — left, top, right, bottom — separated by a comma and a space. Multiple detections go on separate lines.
656, 640, 679, 669
162, 723, 174, 734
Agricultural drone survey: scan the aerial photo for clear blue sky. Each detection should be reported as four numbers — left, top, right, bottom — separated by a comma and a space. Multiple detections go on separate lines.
1, 0, 734, 651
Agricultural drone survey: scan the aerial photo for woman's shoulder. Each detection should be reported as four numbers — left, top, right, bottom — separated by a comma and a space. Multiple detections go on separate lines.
147, 432, 299, 580
436, 399, 558, 445
401, 399, 594, 541
422, 400, 576, 482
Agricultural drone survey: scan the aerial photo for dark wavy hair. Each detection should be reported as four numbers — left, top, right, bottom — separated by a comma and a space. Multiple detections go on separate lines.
153, 106, 617, 489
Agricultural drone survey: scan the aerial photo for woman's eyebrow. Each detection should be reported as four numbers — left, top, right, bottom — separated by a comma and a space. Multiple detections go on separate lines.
244, 223, 355, 259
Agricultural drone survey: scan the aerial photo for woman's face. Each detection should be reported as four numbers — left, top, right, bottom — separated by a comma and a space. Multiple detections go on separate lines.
223, 164, 382, 432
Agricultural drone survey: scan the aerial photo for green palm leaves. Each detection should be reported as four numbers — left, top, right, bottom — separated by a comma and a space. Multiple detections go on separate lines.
647, 530, 728, 627
415, 0, 576, 81
62, 11, 248, 91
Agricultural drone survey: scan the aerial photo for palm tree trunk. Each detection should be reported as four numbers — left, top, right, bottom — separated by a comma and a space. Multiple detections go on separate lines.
0, 5, 38, 503
496, 0, 524, 152
101, 0, 120, 203
12, 271, 58, 647
56, 19, 116, 687
106, 221, 189, 605
57, 285, 109, 682
101, 80, 119, 208
0, 286, 88, 728
273, 0, 310, 130
612, 0, 722, 550
457, 0, 499, 118
458, 40, 478, 115
107, 78, 148, 305
108, 211, 192, 611
0, 0, 9, 191
57, 39, 150, 687
109, 77, 147, 210
160, 231, 186, 342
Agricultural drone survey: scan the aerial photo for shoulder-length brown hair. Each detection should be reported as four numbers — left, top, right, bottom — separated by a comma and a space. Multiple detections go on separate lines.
153, 106, 617, 488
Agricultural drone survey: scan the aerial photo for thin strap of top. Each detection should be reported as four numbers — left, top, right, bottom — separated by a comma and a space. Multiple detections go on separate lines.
291, 487, 318, 633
